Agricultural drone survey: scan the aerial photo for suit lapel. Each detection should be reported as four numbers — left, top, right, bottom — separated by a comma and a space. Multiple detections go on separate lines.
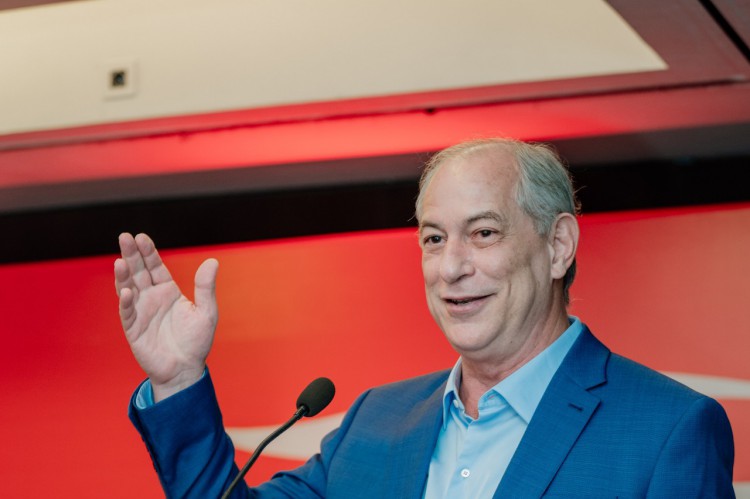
494, 328, 609, 498
393, 375, 447, 498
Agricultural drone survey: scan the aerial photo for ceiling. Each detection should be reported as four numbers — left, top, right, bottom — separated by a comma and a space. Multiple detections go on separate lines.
0, 0, 749, 213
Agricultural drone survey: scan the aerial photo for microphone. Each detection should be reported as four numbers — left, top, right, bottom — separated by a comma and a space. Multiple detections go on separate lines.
297, 376, 336, 417
221, 377, 335, 499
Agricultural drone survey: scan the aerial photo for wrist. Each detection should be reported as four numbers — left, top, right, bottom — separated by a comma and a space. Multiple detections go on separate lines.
151, 367, 206, 403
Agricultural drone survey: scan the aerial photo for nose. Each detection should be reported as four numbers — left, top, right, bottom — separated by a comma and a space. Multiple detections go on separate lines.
439, 238, 474, 283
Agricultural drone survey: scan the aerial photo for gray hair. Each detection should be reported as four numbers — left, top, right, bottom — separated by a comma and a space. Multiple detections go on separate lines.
415, 138, 580, 304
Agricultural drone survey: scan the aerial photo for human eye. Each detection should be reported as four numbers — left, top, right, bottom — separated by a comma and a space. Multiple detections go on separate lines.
422, 234, 444, 247
472, 228, 500, 247
419, 222, 445, 248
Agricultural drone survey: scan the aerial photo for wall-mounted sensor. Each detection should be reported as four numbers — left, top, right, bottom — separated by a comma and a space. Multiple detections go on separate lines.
102, 58, 137, 100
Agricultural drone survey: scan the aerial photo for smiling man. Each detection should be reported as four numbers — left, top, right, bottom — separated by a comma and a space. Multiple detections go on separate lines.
118, 138, 735, 498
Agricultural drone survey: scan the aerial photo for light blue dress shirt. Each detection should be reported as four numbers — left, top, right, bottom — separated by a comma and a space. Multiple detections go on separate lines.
135, 376, 155, 408
423, 317, 584, 499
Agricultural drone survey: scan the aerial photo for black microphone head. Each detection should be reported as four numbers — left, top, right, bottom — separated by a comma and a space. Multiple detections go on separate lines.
296, 377, 335, 417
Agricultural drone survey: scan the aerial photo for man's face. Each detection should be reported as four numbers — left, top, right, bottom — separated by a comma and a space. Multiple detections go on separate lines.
418, 151, 556, 364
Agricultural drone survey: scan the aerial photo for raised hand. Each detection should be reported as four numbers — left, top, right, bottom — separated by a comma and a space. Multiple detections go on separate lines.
115, 233, 219, 402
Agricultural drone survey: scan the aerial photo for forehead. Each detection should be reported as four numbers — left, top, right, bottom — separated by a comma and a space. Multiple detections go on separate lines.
421, 149, 520, 216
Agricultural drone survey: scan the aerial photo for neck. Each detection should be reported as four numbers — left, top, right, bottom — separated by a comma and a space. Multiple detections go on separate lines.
458, 309, 570, 418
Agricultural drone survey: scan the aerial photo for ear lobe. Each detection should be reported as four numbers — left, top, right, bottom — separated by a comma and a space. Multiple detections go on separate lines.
549, 213, 579, 280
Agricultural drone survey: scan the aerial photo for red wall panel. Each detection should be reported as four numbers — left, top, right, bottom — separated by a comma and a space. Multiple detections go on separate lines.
1, 203, 748, 497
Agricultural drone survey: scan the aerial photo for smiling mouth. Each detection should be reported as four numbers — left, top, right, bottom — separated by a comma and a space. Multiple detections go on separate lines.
445, 296, 489, 305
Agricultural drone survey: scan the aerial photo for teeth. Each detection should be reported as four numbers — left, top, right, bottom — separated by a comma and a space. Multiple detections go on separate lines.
450, 298, 473, 305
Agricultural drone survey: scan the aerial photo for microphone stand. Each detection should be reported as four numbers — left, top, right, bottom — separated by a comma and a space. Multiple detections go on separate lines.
221, 405, 308, 499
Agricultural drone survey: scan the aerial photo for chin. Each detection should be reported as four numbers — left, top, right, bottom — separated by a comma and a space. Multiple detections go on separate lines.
442, 328, 494, 355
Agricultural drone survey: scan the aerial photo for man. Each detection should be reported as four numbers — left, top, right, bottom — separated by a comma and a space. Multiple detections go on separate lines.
116, 138, 735, 498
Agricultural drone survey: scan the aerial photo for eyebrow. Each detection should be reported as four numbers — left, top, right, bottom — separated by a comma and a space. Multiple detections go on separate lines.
467, 210, 507, 226
419, 211, 509, 232
418, 220, 441, 233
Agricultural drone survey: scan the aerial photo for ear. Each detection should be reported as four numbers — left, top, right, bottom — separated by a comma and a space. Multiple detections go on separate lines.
548, 213, 579, 280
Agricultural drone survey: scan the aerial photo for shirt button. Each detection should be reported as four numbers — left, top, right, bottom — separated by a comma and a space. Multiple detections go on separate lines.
460, 469, 471, 478
453, 400, 460, 408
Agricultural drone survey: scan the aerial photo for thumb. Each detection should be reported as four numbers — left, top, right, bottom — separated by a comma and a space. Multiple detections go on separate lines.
194, 258, 219, 315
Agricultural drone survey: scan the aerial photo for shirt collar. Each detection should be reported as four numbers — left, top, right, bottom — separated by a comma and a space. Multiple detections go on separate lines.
441, 316, 584, 428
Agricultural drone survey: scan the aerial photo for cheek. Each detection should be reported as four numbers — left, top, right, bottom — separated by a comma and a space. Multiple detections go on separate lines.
421, 255, 439, 284
475, 248, 515, 279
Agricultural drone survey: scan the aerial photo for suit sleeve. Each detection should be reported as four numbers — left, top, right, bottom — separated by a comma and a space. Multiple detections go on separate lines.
128, 370, 370, 498
129, 371, 252, 498
645, 396, 735, 498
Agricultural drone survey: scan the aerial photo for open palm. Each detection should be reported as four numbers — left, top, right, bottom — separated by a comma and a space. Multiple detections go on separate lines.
115, 233, 218, 401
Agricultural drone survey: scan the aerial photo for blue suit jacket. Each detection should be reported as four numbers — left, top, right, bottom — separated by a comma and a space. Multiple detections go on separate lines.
130, 328, 735, 498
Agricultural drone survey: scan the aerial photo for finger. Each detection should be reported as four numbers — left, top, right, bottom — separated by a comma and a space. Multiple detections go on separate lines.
118, 287, 137, 333
194, 258, 219, 317
114, 258, 133, 297
134, 233, 174, 285
119, 232, 153, 290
